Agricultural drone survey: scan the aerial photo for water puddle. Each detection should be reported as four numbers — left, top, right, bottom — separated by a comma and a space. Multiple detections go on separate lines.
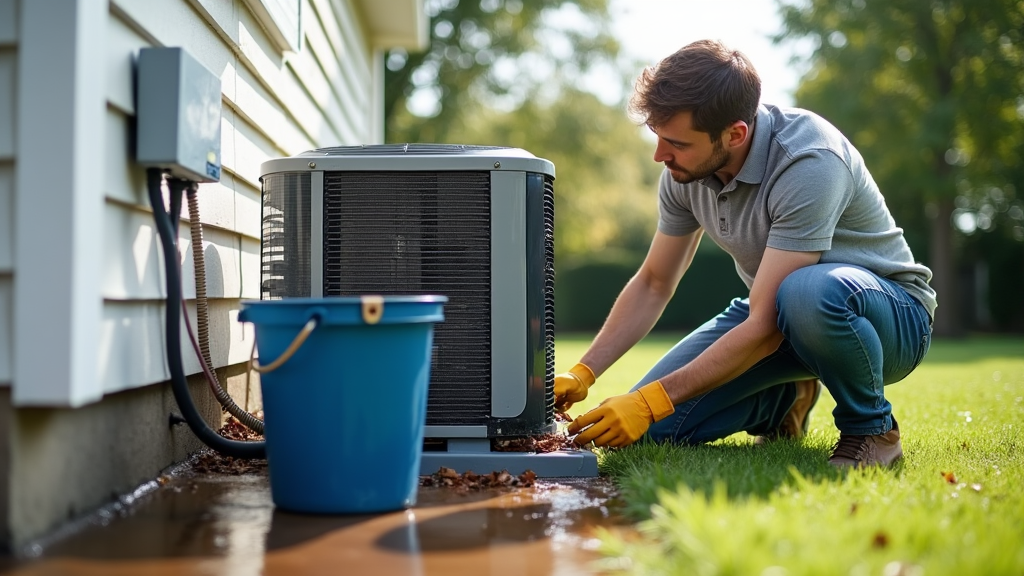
3, 467, 628, 575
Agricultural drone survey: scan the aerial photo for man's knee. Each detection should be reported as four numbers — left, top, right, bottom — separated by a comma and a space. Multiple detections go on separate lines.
776, 264, 853, 334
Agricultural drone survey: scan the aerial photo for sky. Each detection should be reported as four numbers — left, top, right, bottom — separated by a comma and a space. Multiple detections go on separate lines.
406, 1, 813, 117
587, 0, 811, 108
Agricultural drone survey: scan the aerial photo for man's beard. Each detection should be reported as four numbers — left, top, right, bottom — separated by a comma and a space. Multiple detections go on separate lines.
668, 139, 730, 184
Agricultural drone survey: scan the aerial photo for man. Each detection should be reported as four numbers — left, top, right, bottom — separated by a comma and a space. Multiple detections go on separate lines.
558, 40, 936, 468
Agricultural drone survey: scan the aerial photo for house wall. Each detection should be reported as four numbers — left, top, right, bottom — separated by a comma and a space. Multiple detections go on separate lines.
1, 0, 17, 552
99, 0, 376, 396
8, 372, 224, 546
0, 1, 12, 387
2, 0, 392, 547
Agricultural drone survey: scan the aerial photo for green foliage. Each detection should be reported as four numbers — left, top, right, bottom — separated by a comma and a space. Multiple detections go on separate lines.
383, 1, 663, 266
775, 0, 1024, 334
555, 241, 748, 332
448, 89, 662, 260
776, 0, 1024, 218
554, 334, 1024, 575
384, 0, 621, 143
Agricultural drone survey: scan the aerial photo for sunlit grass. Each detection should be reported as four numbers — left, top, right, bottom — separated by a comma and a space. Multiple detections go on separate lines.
556, 334, 1024, 575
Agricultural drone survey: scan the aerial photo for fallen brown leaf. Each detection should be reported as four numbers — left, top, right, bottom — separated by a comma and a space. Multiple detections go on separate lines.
420, 467, 537, 489
218, 416, 264, 442
492, 432, 578, 453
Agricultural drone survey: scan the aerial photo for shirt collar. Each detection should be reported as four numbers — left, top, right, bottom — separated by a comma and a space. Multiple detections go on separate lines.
734, 104, 773, 185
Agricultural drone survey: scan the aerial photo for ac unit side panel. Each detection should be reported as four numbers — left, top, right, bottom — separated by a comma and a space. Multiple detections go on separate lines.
489, 171, 527, 419
489, 172, 556, 436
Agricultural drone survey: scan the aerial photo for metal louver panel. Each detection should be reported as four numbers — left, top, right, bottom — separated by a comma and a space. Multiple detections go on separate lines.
543, 176, 556, 421
322, 172, 492, 426
261, 173, 311, 299
309, 143, 508, 156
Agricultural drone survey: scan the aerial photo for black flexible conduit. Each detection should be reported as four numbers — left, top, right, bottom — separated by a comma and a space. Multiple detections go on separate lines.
185, 183, 266, 434
148, 168, 266, 459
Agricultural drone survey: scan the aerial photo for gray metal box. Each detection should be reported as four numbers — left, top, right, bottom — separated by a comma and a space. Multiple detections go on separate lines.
135, 47, 222, 183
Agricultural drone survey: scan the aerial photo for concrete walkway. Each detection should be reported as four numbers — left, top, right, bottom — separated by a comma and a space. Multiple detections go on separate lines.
1, 457, 624, 575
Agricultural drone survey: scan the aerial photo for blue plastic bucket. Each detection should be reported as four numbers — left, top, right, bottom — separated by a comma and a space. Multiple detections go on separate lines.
238, 295, 446, 514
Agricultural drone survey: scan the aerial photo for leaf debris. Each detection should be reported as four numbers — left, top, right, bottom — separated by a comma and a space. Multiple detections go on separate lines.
420, 467, 538, 489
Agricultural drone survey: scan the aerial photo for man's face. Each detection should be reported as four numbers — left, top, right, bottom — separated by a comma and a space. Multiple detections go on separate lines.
652, 112, 730, 184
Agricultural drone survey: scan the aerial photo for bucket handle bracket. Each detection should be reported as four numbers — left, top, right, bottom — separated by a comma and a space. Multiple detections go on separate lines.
361, 295, 384, 324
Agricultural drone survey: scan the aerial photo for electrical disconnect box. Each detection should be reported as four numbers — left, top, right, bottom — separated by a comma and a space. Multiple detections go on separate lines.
135, 47, 222, 183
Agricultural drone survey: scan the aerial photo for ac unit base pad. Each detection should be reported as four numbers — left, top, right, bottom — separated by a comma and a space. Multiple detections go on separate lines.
420, 449, 598, 478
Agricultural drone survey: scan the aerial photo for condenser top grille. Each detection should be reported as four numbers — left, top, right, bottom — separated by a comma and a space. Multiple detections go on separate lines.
302, 144, 509, 156
262, 144, 555, 178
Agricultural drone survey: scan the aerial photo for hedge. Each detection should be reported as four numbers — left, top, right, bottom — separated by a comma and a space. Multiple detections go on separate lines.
554, 243, 750, 332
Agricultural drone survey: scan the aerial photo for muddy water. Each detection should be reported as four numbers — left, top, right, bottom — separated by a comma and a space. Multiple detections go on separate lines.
2, 469, 628, 576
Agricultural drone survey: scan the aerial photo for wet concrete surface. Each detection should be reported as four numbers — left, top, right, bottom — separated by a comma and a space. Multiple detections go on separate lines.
0, 458, 627, 575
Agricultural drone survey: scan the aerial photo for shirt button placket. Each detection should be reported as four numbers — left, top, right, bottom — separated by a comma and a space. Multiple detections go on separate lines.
718, 195, 729, 234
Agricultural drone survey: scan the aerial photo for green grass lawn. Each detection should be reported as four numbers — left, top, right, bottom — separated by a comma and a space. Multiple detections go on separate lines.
556, 334, 1024, 575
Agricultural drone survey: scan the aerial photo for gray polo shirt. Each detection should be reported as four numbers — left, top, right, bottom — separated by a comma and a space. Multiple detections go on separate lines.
658, 104, 937, 317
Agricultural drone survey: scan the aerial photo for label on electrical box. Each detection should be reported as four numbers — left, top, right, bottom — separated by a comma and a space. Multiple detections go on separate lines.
205, 151, 220, 180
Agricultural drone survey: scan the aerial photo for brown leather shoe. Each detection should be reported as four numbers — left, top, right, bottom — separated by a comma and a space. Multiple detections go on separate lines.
754, 378, 822, 444
829, 417, 903, 468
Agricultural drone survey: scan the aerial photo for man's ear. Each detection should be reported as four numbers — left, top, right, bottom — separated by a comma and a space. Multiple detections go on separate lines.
724, 120, 750, 148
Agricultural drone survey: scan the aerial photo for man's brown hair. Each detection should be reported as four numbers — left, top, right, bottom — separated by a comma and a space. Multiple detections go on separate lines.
629, 40, 761, 138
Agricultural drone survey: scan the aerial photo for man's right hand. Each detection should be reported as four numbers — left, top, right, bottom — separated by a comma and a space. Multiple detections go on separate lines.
554, 362, 596, 412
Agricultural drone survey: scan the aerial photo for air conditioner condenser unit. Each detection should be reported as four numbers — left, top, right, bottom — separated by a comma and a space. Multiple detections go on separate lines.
259, 144, 597, 477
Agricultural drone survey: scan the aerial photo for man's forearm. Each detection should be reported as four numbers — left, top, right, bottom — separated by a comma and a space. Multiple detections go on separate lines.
580, 274, 675, 377
658, 317, 784, 403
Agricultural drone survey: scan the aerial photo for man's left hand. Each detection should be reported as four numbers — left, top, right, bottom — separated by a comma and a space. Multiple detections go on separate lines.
567, 381, 675, 448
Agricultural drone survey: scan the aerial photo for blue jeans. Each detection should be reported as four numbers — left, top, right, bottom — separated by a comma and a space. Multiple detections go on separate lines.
632, 263, 933, 443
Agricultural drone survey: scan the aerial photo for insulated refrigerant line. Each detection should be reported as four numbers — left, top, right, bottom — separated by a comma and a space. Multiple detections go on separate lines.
148, 167, 267, 459
183, 182, 266, 434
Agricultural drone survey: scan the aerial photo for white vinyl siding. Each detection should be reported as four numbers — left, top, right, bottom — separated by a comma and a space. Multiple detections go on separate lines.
13, 0, 106, 406
0, 49, 13, 160
93, 0, 379, 396
0, 275, 10, 385
0, 165, 11, 274
242, 0, 303, 53
97, 300, 255, 395
0, 161, 9, 385
3, 0, 421, 405
0, 0, 15, 45
0, 0, 16, 387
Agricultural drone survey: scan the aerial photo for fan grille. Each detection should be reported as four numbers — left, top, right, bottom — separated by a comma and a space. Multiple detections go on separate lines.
543, 176, 556, 420
261, 173, 310, 300
322, 172, 492, 426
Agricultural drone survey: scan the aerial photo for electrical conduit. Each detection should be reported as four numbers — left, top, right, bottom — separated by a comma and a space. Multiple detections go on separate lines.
185, 184, 265, 434
148, 168, 265, 459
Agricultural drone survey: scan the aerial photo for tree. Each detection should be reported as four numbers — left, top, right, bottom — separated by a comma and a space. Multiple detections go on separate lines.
383, 0, 621, 143
448, 88, 663, 260
775, 0, 1024, 336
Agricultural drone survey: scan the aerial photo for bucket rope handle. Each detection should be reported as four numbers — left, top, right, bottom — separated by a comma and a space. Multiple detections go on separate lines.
249, 317, 319, 374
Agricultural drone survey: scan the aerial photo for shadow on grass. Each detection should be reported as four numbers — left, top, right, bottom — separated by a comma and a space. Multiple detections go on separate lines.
597, 436, 901, 520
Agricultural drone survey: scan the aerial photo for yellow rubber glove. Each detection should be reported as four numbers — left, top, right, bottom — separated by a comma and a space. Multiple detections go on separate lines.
554, 362, 596, 412
567, 381, 675, 448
